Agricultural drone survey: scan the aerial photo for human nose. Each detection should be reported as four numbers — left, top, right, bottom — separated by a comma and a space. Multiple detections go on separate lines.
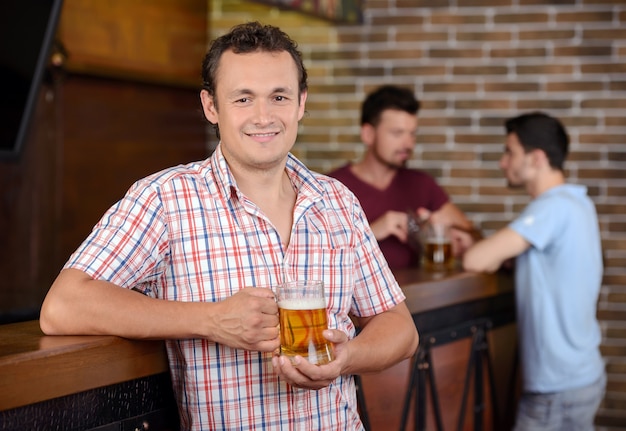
253, 100, 273, 125
403, 133, 416, 149
499, 154, 507, 170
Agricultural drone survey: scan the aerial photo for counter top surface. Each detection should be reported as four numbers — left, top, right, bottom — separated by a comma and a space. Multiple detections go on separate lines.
0, 268, 513, 411
0, 320, 169, 411
395, 267, 513, 315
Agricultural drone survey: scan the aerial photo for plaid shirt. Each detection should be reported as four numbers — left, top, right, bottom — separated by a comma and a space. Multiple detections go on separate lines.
66, 145, 405, 430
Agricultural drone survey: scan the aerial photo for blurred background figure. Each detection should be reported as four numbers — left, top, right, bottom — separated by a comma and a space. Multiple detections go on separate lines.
461, 112, 606, 431
328, 85, 473, 269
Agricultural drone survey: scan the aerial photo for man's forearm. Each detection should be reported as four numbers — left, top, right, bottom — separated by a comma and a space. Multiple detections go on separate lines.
347, 303, 418, 375
40, 268, 207, 339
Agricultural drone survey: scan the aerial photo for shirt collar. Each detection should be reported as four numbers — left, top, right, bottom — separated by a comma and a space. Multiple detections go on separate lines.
209, 143, 326, 208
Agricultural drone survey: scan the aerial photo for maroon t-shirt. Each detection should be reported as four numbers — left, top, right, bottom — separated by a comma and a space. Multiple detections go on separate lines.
327, 164, 449, 269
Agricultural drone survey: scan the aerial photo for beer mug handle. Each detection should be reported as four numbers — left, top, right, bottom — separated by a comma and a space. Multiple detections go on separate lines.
406, 209, 425, 252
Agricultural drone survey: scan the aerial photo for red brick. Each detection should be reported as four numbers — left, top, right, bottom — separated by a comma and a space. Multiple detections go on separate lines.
580, 134, 626, 145
556, 11, 614, 23
418, 116, 473, 127
546, 81, 604, 92
424, 82, 478, 93
494, 12, 549, 24
554, 45, 612, 57
430, 48, 484, 58
371, 15, 426, 26
368, 48, 425, 60
516, 64, 575, 75
582, 99, 626, 109
397, 0, 449, 8
455, 99, 512, 110
568, 151, 602, 162
490, 47, 548, 58
484, 82, 541, 92
584, 28, 626, 39
392, 65, 448, 76
395, 30, 447, 43
458, 0, 513, 7
582, 63, 626, 74
517, 100, 574, 110
453, 65, 509, 77
519, 0, 576, 4
416, 133, 447, 144
430, 12, 486, 25
422, 150, 476, 161
458, 30, 512, 42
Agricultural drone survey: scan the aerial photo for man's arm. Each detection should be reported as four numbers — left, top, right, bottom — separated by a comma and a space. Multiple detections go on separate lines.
429, 202, 473, 230
40, 268, 280, 351
370, 202, 473, 245
346, 301, 418, 373
463, 227, 530, 273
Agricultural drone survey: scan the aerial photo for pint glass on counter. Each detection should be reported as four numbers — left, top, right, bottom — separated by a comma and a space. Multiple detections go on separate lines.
277, 280, 334, 365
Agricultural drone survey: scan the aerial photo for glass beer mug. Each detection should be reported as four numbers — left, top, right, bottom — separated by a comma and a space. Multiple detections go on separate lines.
407, 210, 454, 272
420, 221, 454, 272
277, 280, 334, 365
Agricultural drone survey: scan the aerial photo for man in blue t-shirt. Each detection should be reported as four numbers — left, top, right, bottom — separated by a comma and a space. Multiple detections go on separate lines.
461, 112, 606, 431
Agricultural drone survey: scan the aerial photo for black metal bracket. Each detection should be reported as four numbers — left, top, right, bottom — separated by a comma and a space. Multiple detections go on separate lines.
456, 319, 500, 431
398, 316, 508, 431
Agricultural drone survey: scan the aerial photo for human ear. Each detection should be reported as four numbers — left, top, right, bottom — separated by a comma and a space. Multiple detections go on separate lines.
361, 123, 375, 146
530, 148, 548, 167
200, 89, 218, 123
298, 90, 308, 120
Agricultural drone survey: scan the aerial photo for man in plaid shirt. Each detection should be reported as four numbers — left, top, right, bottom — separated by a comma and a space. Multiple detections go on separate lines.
40, 22, 419, 430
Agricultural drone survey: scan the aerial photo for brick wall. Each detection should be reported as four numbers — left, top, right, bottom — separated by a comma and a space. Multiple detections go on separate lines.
209, 0, 626, 428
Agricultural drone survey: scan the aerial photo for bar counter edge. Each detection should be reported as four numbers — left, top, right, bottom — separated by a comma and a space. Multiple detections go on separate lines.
0, 268, 515, 428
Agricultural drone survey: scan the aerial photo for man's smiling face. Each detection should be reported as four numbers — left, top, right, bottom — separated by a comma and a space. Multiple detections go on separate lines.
201, 49, 307, 173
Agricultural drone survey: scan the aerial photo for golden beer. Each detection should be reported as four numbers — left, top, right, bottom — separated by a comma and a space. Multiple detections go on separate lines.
422, 239, 453, 272
278, 297, 333, 365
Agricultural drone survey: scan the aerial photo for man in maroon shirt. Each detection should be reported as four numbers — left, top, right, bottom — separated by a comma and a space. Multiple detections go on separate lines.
328, 85, 473, 269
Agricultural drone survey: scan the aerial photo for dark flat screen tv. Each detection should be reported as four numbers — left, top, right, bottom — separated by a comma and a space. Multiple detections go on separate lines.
0, 0, 64, 159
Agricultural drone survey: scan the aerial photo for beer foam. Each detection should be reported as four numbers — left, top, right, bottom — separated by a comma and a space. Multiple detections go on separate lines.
278, 297, 325, 310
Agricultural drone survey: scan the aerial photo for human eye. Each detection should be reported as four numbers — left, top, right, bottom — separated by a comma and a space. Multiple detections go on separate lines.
273, 94, 291, 103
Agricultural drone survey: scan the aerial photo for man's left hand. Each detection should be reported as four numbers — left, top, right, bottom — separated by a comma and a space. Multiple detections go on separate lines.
271, 329, 349, 390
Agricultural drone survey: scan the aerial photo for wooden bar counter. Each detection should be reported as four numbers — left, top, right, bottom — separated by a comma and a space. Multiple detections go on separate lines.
0, 321, 178, 430
361, 267, 517, 431
0, 267, 515, 430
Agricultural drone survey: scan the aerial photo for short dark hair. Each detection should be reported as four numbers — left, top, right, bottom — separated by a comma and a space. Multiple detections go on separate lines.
201, 21, 308, 109
361, 85, 421, 126
504, 112, 569, 170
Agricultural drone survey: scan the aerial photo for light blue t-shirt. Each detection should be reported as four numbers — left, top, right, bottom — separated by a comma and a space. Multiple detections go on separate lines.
509, 184, 604, 393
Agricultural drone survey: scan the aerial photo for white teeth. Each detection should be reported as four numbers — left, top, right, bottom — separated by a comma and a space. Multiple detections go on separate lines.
249, 132, 277, 137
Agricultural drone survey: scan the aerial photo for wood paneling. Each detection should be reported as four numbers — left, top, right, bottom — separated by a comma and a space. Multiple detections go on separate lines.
58, 0, 207, 87
58, 75, 207, 264
0, 82, 61, 323
0, 0, 208, 323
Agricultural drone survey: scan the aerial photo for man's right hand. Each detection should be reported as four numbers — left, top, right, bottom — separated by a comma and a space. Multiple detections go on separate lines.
210, 287, 280, 352
370, 210, 409, 242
